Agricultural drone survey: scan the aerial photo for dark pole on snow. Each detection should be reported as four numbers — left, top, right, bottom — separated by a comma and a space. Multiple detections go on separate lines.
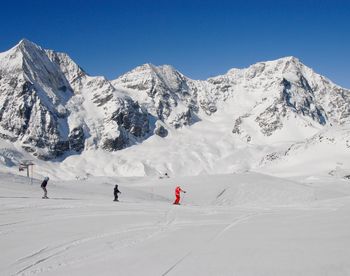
19, 160, 35, 184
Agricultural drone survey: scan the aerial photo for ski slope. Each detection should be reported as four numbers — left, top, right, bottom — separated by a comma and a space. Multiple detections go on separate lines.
1, 172, 350, 276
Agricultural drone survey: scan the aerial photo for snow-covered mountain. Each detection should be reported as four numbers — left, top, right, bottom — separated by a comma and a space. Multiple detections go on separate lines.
0, 39, 349, 177
212, 57, 350, 140
0, 39, 150, 159
113, 64, 196, 129
114, 56, 350, 142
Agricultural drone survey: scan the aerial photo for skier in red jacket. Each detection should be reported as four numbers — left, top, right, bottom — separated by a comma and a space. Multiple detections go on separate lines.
173, 186, 186, 205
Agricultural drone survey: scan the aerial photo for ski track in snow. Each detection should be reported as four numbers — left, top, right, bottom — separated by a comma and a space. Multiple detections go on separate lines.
15, 249, 68, 275
16, 247, 49, 264
1, 172, 350, 275
161, 251, 193, 276
11, 207, 247, 275
0, 221, 25, 227
14, 226, 159, 275
216, 188, 227, 199
12, 207, 180, 275
211, 212, 261, 241
161, 211, 266, 275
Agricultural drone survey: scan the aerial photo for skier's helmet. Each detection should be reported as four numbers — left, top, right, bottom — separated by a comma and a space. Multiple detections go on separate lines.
44, 176, 49, 181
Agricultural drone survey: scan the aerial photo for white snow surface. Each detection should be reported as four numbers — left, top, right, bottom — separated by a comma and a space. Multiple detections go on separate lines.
1, 172, 350, 275
1, 40, 350, 275
1, 40, 350, 179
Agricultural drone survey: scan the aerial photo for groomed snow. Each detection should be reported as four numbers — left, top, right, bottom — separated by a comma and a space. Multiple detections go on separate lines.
1, 172, 350, 275
1, 41, 350, 275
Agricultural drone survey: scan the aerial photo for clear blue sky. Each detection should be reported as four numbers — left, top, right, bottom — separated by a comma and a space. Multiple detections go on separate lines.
1, 0, 349, 88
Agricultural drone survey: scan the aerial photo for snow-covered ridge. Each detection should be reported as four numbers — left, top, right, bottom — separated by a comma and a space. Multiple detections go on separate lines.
0, 39, 151, 159
0, 39, 349, 178
114, 56, 350, 133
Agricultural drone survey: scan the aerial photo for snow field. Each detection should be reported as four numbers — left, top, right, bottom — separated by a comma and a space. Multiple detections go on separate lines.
1, 172, 350, 275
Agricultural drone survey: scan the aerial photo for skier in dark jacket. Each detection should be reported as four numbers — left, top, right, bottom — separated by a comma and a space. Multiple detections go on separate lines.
41, 177, 49, 199
114, 185, 121, 202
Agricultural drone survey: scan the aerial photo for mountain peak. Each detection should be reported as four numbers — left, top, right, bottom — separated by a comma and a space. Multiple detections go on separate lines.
18, 38, 35, 45
117, 63, 183, 82
253, 56, 303, 70
133, 63, 177, 73
277, 56, 300, 63
16, 38, 42, 51
224, 56, 306, 79
0, 39, 42, 72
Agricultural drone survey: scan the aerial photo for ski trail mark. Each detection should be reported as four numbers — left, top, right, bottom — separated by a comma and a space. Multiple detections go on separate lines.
216, 188, 226, 199
15, 249, 65, 275
13, 222, 172, 275
161, 251, 192, 276
16, 247, 48, 263
0, 221, 25, 227
212, 213, 257, 241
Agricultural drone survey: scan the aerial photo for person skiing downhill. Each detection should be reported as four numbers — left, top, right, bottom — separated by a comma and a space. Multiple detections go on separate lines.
114, 185, 121, 202
41, 177, 49, 199
173, 186, 186, 205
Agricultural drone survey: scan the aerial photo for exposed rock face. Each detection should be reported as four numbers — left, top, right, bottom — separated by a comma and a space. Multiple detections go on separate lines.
101, 128, 128, 151
114, 57, 350, 143
206, 57, 350, 140
112, 64, 197, 129
1, 40, 349, 160
68, 126, 85, 152
0, 40, 74, 159
255, 104, 286, 136
0, 39, 150, 159
102, 99, 150, 151
154, 121, 168, 138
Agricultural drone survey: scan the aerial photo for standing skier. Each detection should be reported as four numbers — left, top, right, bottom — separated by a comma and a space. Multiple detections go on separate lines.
114, 185, 121, 202
173, 186, 186, 205
41, 177, 49, 199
